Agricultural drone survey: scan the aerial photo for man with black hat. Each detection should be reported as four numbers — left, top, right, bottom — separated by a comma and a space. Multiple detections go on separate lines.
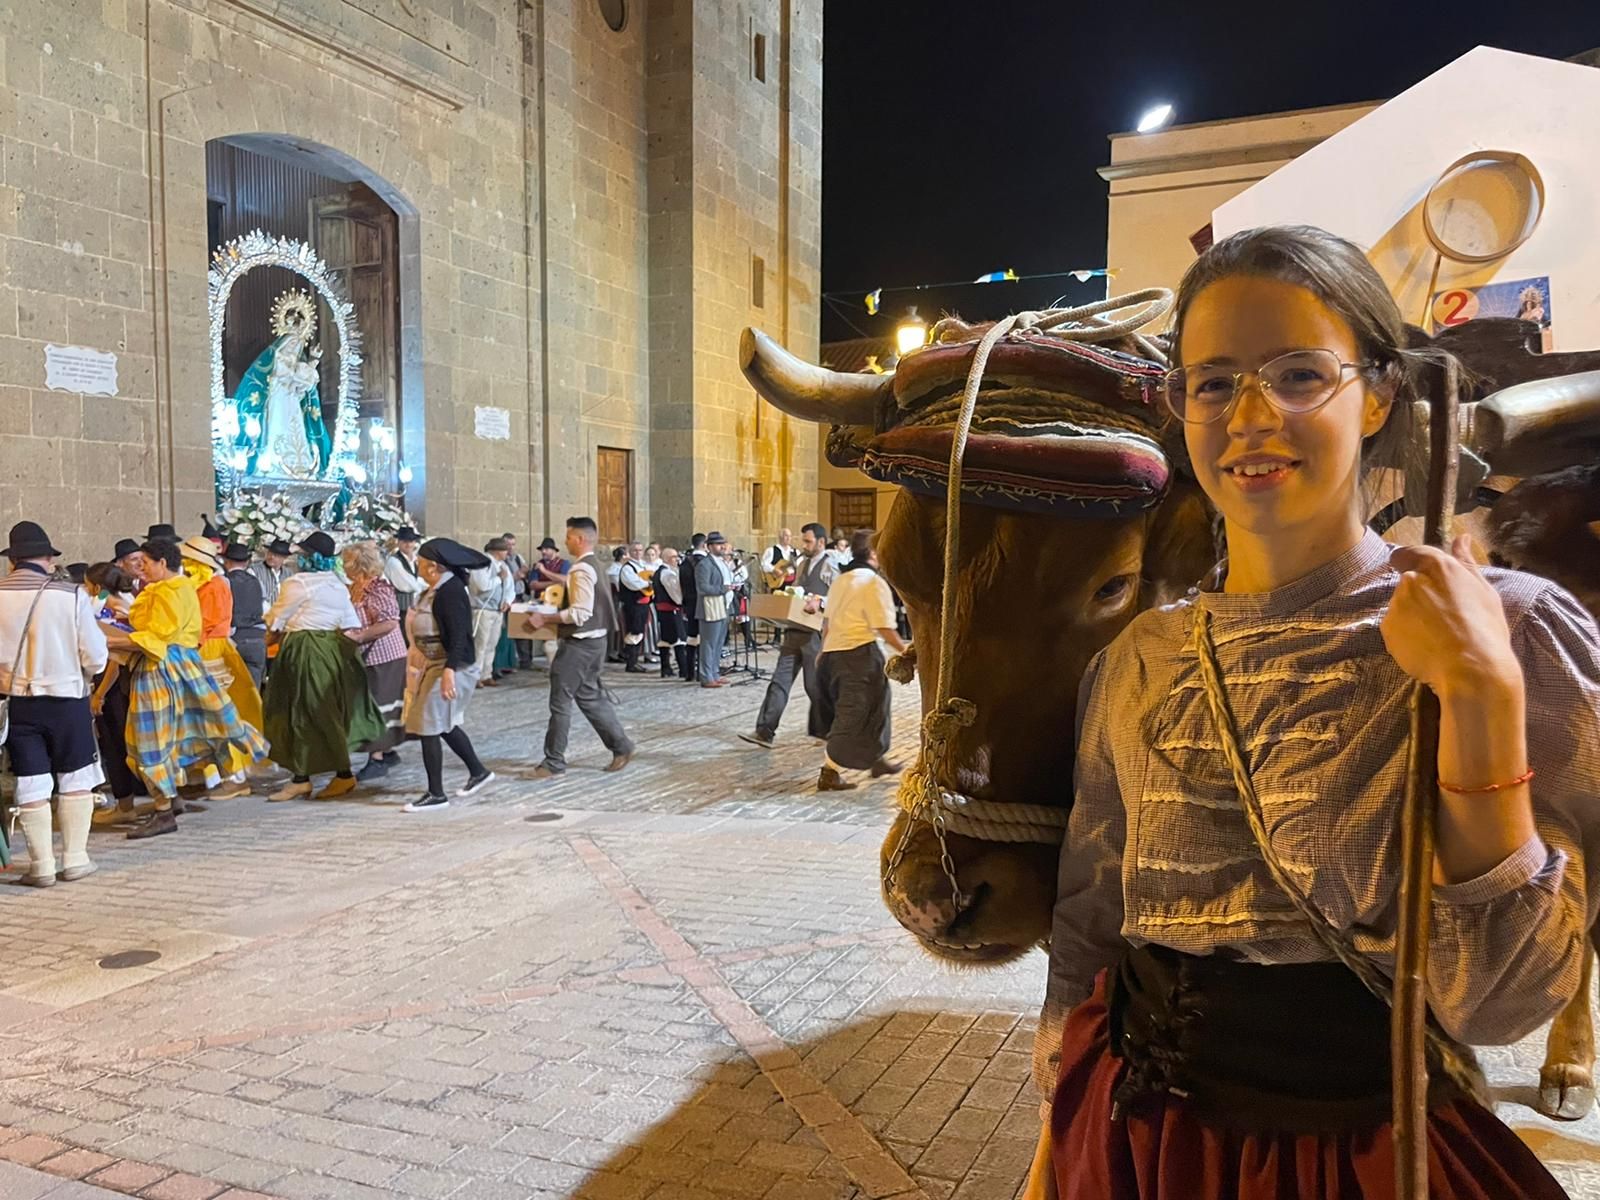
693, 532, 735, 687
523, 516, 634, 778
0, 521, 109, 885
146, 522, 179, 544
251, 538, 296, 611
113, 538, 146, 593
222, 542, 267, 686
383, 526, 425, 632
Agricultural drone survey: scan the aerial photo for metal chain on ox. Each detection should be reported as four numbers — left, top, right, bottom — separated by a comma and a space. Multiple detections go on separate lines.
882, 290, 1175, 910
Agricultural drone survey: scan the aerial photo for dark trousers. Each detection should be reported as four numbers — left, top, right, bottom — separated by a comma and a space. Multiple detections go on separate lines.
95, 669, 146, 799
815, 642, 892, 769
234, 630, 267, 687
542, 636, 634, 772
755, 630, 823, 739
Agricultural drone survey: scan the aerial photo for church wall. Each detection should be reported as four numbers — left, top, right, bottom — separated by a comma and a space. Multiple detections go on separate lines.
688, 0, 821, 549
537, 0, 653, 541
0, 0, 822, 560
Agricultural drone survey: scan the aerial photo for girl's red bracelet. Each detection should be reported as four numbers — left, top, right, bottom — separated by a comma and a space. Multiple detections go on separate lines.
1437, 768, 1535, 796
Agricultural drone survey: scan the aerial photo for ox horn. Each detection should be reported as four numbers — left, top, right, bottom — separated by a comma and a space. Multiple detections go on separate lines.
740, 328, 890, 426
1471, 370, 1600, 477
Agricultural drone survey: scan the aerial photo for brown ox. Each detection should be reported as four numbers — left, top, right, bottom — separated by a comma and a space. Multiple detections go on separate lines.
741, 310, 1216, 961
745, 314, 1600, 1119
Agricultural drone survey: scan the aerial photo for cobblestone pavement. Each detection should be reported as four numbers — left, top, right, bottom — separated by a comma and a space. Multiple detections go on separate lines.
1, 656, 1598, 1199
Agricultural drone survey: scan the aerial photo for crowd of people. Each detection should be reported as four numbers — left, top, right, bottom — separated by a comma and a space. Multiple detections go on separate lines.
0, 512, 905, 883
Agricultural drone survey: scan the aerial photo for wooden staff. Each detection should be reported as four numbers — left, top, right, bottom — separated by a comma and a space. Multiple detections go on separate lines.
1393, 360, 1460, 1197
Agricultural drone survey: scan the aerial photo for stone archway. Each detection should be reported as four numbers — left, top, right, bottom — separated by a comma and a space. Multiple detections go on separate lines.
150, 76, 438, 526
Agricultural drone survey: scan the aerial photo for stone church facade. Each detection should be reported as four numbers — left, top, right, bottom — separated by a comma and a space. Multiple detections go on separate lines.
0, 0, 823, 556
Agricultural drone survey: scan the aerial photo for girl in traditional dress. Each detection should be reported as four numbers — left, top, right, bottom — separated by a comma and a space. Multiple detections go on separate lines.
341, 540, 407, 782
180, 537, 262, 800
100, 540, 267, 840
400, 538, 494, 813
1025, 225, 1598, 1200
261, 531, 384, 801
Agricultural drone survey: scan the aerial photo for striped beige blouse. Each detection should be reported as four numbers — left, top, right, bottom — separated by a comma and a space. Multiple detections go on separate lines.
1033, 530, 1600, 1101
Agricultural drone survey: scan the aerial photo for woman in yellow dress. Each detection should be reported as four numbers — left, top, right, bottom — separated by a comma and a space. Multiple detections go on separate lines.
100, 540, 267, 838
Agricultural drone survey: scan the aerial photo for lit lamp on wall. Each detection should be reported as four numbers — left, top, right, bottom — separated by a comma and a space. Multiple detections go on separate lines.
896, 307, 928, 356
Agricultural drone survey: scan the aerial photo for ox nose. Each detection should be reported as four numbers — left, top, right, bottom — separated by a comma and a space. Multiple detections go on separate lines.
884, 885, 963, 940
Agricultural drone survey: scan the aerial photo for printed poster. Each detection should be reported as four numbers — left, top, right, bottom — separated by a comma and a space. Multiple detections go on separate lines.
1431, 276, 1553, 351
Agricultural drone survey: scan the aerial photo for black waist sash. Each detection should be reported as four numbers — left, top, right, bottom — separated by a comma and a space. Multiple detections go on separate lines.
1108, 944, 1474, 1133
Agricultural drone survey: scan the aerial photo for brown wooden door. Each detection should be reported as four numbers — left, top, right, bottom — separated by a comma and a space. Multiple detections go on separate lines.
597, 448, 633, 544
310, 187, 399, 435
830, 489, 877, 534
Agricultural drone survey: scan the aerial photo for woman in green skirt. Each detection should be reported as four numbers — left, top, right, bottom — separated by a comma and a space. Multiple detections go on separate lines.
261, 530, 384, 800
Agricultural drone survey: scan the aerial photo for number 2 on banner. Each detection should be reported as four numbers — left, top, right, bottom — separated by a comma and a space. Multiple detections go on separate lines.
1432, 289, 1479, 327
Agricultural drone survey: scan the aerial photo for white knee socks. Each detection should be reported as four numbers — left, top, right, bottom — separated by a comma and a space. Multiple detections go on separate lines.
56, 792, 95, 876
16, 803, 55, 882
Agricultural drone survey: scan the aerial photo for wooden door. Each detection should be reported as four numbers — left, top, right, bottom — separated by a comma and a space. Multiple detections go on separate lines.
597, 448, 633, 544
310, 187, 399, 434
830, 489, 877, 534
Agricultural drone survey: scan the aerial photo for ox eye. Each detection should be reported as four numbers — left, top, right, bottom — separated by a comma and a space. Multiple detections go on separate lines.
1092, 574, 1134, 605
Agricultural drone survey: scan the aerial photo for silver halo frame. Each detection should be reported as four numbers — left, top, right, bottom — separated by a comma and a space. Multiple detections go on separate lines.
209, 229, 364, 501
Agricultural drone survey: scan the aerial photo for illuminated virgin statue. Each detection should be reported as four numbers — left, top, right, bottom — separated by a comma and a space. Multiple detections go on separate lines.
232, 290, 333, 478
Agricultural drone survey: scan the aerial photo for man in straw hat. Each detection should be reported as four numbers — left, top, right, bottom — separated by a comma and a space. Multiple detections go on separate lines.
0, 521, 109, 884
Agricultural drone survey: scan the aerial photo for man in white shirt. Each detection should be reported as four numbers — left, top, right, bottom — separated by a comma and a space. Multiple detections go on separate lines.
524, 517, 634, 777
759, 528, 797, 591
469, 538, 516, 687
0, 521, 109, 885
384, 526, 426, 633
617, 541, 652, 674
814, 529, 908, 792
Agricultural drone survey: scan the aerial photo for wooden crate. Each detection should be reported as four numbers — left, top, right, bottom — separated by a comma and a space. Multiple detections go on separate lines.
749, 592, 823, 632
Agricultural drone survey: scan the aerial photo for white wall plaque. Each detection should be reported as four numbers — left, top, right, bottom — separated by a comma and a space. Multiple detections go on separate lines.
473, 405, 511, 440
44, 344, 119, 396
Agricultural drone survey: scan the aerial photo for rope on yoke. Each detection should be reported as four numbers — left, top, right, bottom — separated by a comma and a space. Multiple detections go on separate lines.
884, 291, 1175, 904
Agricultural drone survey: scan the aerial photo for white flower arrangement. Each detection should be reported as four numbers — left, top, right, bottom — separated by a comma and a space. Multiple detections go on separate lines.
218, 490, 307, 549
342, 491, 416, 540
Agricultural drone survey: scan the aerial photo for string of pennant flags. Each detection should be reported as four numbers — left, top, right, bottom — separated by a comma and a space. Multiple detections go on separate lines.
840, 266, 1120, 315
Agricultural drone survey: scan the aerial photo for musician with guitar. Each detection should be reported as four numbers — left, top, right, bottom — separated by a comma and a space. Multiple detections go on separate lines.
759, 528, 798, 592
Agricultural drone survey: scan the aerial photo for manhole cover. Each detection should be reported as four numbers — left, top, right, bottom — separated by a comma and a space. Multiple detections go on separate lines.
98, 950, 161, 970
524, 813, 563, 823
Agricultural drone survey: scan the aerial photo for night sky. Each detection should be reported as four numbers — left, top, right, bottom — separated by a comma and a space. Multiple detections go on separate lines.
820, 2, 1600, 345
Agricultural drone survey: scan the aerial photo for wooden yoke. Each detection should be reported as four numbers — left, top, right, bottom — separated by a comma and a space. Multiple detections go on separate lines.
1392, 360, 1460, 1198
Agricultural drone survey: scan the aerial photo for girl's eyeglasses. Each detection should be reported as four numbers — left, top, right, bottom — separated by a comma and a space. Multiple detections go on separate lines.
1163, 349, 1372, 425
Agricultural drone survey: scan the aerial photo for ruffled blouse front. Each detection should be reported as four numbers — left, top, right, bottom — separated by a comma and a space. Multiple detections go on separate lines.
1042, 531, 1600, 1053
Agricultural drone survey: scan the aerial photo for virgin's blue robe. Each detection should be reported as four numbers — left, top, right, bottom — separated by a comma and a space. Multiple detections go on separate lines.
232, 336, 334, 478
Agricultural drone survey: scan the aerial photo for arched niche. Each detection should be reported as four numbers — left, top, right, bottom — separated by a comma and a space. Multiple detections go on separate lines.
151, 79, 434, 524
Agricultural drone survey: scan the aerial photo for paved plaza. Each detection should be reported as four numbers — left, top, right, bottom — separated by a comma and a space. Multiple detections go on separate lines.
1, 659, 1598, 1199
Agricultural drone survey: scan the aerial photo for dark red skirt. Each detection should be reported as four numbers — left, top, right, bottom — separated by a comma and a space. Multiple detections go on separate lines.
1050, 972, 1569, 1199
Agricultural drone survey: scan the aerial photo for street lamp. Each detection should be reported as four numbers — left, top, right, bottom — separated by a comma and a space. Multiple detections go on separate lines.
1136, 103, 1174, 133
896, 307, 927, 356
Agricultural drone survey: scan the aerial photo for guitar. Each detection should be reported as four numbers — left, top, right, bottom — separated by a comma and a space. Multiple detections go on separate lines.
762, 554, 796, 591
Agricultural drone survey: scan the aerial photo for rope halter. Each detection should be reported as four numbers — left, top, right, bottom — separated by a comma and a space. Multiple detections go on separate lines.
882, 290, 1174, 912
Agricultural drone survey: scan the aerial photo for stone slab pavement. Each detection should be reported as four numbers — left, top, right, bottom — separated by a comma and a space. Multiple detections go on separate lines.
0, 655, 1596, 1198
